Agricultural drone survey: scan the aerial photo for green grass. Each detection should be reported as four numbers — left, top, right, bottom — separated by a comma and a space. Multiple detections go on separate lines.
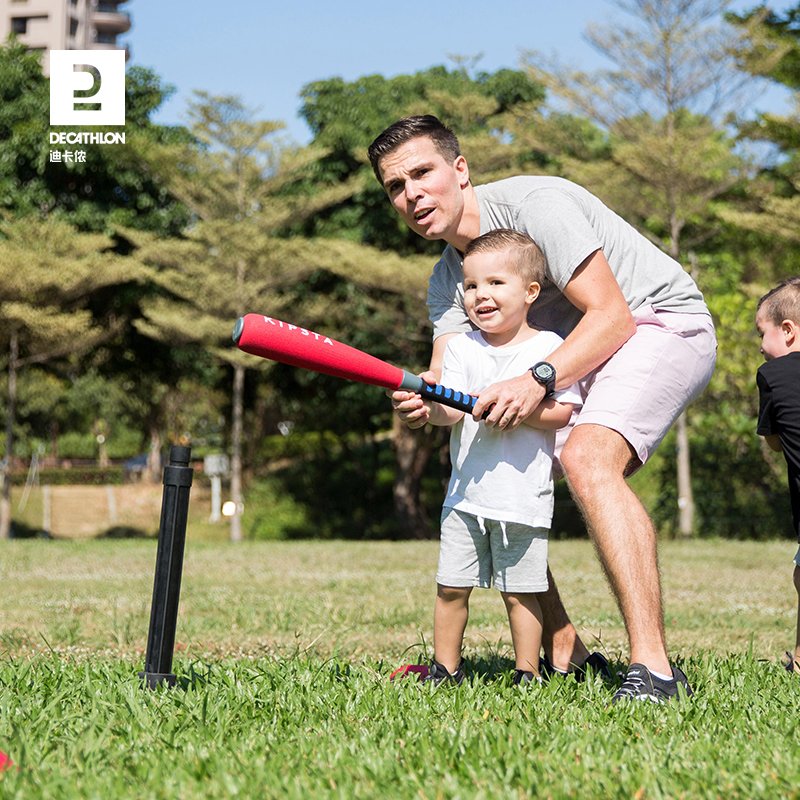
0, 538, 799, 798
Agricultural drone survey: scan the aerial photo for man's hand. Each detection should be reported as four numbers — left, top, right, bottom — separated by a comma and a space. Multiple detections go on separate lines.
472, 372, 545, 430
388, 370, 437, 429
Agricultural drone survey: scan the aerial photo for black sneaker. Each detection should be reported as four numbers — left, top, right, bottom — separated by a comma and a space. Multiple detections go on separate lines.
612, 663, 693, 704
540, 651, 611, 682
422, 659, 465, 685
783, 651, 800, 675
512, 669, 537, 685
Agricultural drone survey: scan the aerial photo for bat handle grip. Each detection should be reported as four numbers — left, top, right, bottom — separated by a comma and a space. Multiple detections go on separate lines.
418, 382, 479, 415
397, 371, 487, 417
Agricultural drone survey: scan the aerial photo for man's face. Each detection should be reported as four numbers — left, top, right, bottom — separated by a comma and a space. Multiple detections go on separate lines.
756, 307, 791, 360
377, 136, 469, 242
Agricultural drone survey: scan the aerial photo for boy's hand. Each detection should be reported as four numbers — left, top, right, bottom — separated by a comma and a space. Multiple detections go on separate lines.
388, 371, 437, 429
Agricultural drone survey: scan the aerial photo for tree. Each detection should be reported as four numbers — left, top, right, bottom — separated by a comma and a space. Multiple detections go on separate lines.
0, 42, 199, 483
129, 92, 434, 540
0, 218, 147, 538
298, 66, 573, 536
525, 0, 758, 536
0, 41, 190, 234
723, 5, 800, 256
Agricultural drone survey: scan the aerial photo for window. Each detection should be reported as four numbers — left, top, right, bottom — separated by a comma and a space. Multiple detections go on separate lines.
10, 17, 28, 34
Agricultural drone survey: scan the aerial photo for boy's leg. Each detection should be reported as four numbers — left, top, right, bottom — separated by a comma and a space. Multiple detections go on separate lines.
792, 563, 800, 673
434, 584, 472, 674
435, 509, 492, 675
501, 592, 544, 674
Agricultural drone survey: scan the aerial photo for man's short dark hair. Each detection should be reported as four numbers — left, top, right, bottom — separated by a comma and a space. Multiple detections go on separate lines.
464, 229, 546, 286
758, 277, 800, 326
367, 115, 461, 184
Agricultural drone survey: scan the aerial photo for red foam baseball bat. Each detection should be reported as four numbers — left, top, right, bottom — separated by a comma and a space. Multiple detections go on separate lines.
232, 313, 479, 415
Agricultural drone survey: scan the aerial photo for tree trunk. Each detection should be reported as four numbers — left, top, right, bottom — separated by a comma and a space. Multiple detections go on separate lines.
391, 416, 438, 539
676, 410, 695, 537
669, 223, 695, 538
0, 333, 19, 540
146, 425, 161, 484
229, 362, 244, 542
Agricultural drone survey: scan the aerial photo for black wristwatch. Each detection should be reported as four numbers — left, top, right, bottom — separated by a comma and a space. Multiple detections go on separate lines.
530, 361, 556, 397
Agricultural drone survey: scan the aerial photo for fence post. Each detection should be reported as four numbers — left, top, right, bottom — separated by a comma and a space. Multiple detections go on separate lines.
140, 445, 193, 689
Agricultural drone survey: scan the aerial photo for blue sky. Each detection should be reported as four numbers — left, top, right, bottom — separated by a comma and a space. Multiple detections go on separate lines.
128, 0, 792, 143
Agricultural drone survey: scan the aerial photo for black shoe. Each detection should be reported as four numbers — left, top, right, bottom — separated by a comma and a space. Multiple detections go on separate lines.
783, 651, 800, 675
512, 669, 537, 685
540, 651, 611, 682
422, 659, 465, 685
612, 663, 693, 704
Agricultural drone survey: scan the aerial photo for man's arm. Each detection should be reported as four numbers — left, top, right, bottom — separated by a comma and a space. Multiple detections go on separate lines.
472, 250, 636, 428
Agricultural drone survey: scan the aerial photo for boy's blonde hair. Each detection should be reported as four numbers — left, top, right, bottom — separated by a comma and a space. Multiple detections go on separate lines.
463, 229, 546, 286
758, 277, 800, 326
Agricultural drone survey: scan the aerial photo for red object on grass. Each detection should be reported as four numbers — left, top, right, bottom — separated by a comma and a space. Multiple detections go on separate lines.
389, 664, 430, 681
0, 751, 13, 771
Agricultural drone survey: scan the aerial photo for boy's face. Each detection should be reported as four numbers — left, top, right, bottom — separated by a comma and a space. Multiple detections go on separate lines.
756, 307, 793, 360
462, 249, 539, 344
378, 136, 469, 242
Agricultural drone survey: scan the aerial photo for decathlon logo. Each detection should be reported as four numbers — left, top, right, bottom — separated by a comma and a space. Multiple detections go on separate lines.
49, 50, 125, 126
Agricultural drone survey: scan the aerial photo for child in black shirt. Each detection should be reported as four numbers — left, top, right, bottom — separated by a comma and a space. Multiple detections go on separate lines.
756, 277, 800, 674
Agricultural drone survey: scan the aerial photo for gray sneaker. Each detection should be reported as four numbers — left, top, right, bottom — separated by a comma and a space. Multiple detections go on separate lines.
421, 659, 465, 685
612, 663, 693, 704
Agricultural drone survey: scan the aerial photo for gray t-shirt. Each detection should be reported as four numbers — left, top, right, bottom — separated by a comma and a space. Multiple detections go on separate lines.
428, 176, 709, 340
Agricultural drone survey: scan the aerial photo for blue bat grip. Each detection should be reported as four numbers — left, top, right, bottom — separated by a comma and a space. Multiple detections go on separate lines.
419, 382, 479, 414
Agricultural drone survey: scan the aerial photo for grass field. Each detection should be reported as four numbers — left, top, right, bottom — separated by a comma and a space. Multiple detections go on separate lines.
0, 537, 799, 798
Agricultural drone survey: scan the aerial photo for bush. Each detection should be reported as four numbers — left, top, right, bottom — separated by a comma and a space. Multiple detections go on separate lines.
244, 478, 310, 541
9, 467, 126, 486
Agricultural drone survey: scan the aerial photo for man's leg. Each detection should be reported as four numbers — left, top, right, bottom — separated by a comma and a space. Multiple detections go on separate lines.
560, 422, 671, 675
538, 571, 591, 671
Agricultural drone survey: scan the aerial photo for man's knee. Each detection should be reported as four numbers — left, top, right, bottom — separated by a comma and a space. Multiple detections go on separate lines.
793, 565, 800, 596
561, 426, 635, 496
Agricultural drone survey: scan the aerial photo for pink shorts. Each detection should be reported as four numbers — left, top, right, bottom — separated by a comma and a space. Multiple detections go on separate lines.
555, 306, 717, 470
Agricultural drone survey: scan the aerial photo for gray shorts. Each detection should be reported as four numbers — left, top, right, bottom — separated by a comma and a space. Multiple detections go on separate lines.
436, 507, 549, 593
794, 545, 800, 567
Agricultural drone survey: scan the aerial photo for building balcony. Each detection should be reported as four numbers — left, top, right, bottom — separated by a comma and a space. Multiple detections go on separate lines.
92, 9, 131, 34
90, 42, 131, 60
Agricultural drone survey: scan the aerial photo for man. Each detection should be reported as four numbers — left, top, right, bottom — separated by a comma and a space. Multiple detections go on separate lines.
368, 115, 716, 702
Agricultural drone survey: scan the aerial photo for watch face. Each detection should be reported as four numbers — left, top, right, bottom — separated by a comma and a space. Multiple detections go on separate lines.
534, 363, 555, 381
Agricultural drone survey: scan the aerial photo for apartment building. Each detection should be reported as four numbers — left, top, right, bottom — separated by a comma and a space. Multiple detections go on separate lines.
0, 0, 131, 74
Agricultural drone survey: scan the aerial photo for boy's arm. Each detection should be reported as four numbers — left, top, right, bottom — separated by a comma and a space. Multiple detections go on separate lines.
522, 399, 574, 430
763, 433, 783, 452
425, 401, 464, 427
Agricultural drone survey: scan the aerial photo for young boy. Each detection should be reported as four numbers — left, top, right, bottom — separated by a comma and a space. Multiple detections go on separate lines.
755, 277, 800, 674
401, 229, 581, 684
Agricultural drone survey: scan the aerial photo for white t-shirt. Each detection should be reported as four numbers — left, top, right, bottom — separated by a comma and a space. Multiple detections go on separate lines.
440, 329, 582, 528
428, 176, 709, 341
